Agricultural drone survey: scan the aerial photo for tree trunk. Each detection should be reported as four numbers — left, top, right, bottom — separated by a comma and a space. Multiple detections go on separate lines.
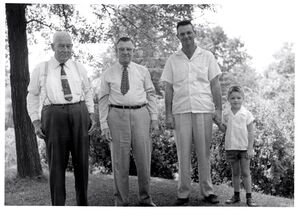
6, 4, 43, 178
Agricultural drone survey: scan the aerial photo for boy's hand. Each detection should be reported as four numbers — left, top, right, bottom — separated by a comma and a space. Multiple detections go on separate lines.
247, 148, 255, 158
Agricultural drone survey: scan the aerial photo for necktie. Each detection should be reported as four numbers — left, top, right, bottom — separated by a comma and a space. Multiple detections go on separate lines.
120, 65, 129, 95
60, 63, 73, 101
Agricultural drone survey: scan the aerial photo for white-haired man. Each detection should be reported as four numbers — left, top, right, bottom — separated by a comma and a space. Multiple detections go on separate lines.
27, 31, 96, 206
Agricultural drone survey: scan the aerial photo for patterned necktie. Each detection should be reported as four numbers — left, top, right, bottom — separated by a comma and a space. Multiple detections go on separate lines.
120, 65, 129, 95
60, 63, 73, 101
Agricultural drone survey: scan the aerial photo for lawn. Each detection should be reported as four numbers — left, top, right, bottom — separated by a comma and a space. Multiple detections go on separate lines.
5, 171, 293, 207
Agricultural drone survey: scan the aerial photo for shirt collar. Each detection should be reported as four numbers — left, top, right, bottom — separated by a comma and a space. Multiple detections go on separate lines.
117, 61, 133, 70
229, 105, 247, 116
175, 46, 204, 57
51, 57, 71, 69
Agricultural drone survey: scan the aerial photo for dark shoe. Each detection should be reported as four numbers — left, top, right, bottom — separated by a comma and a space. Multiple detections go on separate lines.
174, 198, 189, 206
139, 202, 157, 207
246, 198, 257, 207
203, 194, 219, 204
225, 195, 241, 204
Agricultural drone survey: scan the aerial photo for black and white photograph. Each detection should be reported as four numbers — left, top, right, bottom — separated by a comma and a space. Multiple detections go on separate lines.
2, 0, 297, 208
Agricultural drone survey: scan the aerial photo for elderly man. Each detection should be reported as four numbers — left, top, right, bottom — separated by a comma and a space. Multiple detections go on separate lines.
161, 20, 222, 206
27, 31, 96, 206
99, 37, 158, 206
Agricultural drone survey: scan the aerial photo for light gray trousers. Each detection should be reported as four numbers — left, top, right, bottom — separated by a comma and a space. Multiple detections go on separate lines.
108, 106, 153, 206
174, 113, 214, 199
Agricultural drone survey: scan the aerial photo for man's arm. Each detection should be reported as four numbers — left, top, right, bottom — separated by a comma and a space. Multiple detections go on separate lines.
210, 75, 222, 121
144, 69, 159, 134
98, 73, 112, 141
77, 62, 96, 135
77, 62, 94, 113
164, 82, 175, 129
27, 64, 45, 139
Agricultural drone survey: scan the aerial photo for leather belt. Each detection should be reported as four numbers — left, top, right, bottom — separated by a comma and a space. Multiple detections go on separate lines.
50, 101, 83, 107
110, 103, 146, 109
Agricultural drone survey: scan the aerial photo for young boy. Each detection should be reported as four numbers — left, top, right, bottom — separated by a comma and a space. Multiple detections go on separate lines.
214, 85, 257, 207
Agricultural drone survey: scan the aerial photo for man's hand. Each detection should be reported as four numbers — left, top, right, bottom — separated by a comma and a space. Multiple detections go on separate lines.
214, 109, 222, 124
165, 115, 175, 130
32, 119, 46, 139
88, 113, 97, 136
150, 120, 159, 136
101, 128, 112, 142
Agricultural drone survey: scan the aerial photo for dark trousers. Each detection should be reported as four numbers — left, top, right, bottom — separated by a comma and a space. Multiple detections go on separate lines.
41, 102, 90, 206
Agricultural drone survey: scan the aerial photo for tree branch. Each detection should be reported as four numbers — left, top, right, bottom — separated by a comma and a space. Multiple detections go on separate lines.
26, 19, 53, 29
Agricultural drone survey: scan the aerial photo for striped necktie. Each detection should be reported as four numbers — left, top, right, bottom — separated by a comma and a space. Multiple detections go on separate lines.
60, 63, 73, 101
120, 65, 129, 95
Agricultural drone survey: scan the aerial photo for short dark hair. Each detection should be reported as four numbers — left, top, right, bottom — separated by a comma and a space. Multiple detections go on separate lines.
116, 37, 133, 45
227, 85, 244, 99
176, 20, 193, 30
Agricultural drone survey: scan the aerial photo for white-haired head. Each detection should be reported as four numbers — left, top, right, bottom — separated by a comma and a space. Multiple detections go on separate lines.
52, 31, 72, 44
51, 31, 73, 64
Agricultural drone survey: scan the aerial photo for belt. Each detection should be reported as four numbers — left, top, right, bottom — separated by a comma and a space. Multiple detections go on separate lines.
109, 103, 147, 109
50, 101, 84, 107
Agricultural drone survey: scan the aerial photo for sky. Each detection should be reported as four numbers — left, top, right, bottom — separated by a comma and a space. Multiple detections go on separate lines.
193, 1, 297, 71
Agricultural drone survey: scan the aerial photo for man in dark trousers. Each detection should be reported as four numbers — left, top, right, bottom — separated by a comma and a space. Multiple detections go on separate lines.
27, 31, 96, 206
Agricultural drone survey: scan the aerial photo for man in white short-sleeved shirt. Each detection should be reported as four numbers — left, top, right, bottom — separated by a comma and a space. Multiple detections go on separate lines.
161, 20, 222, 206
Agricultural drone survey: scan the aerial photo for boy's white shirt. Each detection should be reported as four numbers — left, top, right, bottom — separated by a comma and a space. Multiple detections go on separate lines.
223, 105, 254, 150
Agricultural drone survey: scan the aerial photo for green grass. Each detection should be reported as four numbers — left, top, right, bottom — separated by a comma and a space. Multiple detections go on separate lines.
5, 170, 293, 207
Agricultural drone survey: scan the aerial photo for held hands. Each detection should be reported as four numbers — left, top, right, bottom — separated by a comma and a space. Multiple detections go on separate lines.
213, 110, 226, 132
32, 119, 46, 139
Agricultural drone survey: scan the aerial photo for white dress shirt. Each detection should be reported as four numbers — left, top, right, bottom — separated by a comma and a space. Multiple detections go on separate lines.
99, 62, 158, 130
223, 105, 254, 150
160, 47, 221, 114
27, 57, 94, 121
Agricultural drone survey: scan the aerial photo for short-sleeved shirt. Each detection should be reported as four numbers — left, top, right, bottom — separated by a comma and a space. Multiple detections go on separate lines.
160, 47, 221, 114
223, 106, 254, 150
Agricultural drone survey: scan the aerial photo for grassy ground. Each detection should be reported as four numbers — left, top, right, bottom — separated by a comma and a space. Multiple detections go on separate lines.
5, 171, 293, 207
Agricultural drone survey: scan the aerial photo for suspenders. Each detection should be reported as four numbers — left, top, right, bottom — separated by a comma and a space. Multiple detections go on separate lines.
42, 61, 84, 105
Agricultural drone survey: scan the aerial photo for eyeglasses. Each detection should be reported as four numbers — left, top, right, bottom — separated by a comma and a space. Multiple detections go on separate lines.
56, 44, 73, 50
118, 47, 133, 52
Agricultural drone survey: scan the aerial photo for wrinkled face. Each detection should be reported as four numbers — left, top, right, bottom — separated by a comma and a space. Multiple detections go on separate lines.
51, 34, 73, 64
117, 40, 134, 66
228, 91, 244, 110
177, 24, 196, 47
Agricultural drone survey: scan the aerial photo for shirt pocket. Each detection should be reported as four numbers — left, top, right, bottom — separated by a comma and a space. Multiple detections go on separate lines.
172, 62, 187, 83
195, 65, 209, 82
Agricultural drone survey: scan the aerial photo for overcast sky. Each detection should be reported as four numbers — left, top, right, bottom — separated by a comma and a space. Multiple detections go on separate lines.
194, 0, 297, 71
